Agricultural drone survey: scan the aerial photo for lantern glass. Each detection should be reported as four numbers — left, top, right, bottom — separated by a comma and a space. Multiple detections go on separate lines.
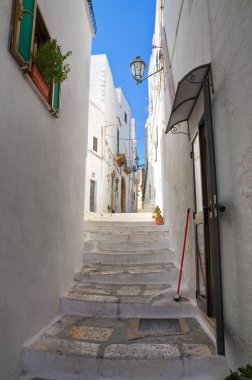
130, 56, 146, 82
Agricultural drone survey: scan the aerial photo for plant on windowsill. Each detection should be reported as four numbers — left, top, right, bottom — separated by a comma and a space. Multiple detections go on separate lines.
31, 41, 72, 101
107, 205, 115, 214
152, 206, 164, 225
223, 364, 252, 379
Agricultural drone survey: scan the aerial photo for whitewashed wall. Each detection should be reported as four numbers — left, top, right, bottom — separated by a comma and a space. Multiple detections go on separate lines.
159, 0, 252, 369
145, 43, 165, 213
0, 1, 93, 378
86, 56, 137, 214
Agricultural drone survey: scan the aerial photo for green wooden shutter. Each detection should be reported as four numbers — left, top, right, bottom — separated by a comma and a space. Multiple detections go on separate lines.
18, 0, 36, 63
53, 81, 60, 112
51, 43, 61, 114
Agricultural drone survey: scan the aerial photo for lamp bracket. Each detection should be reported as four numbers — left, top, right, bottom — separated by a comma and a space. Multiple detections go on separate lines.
136, 66, 163, 84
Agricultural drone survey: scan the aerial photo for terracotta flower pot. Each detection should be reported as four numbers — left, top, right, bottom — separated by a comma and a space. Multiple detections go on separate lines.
30, 63, 50, 101
155, 216, 164, 225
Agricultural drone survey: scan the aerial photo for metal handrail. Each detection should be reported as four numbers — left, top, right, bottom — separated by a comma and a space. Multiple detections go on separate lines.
87, 0, 97, 34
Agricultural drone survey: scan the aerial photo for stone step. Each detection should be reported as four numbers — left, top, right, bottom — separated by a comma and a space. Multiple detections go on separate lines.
21, 315, 227, 380
84, 248, 174, 265
61, 282, 193, 318
84, 239, 170, 252
74, 263, 179, 284
84, 230, 169, 242
84, 225, 168, 234
84, 212, 153, 219
84, 221, 168, 233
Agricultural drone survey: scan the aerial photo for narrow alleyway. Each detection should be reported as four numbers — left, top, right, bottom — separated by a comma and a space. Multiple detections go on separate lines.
20, 213, 227, 380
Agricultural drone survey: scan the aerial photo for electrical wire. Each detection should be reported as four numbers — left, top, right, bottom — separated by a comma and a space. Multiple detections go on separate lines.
106, 135, 146, 141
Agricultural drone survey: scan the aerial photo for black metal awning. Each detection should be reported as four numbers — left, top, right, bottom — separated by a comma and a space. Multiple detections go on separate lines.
165, 64, 211, 134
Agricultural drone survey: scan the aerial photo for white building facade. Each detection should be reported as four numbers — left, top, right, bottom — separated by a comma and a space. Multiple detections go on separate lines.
148, 0, 252, 369
85, 55, 138, 214
0, 0, 94, 378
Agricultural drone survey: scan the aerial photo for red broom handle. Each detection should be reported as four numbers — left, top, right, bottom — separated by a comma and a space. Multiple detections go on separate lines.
176, 208, 190, 297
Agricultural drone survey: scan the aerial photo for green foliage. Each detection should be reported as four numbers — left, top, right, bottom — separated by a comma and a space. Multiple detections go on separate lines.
33, 41, 72, 83
152, 205, 162, 219
224, 364, 252, 380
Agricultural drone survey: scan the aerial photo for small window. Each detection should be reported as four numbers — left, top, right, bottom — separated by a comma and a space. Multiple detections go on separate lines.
10, 0, 61, 115
124, 112, 127, 124
117, 128, 119, 154
93, 136, 98, 152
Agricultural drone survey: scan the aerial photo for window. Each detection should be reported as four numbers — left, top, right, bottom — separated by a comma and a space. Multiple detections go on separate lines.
117, 128, 119, 154
124, 112, 127, 124
10, 0, 61, 115
93, 136, 98, 152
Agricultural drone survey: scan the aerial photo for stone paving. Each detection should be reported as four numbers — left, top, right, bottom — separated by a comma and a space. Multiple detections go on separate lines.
28, 314, 216, 360
21, 214, 228, 379
64, 282, 189, 304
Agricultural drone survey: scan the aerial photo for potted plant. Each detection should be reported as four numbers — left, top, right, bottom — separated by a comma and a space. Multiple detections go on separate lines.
107, 205, 115, 214
31, 41, 72, 100
152, 206, 164, 225
223, 364, 252, 379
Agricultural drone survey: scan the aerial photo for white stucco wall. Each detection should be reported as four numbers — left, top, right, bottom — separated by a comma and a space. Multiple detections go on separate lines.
159, 0, 252, 369
85, 101, 104, 213
147, 51, 165, 211
116, 88, 137, 212
208, 0, 252, 366
85, 58, 137, 214
0, 1, 92, 378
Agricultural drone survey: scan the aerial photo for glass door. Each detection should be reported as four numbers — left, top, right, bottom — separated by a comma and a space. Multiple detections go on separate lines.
193, 133, 209, 314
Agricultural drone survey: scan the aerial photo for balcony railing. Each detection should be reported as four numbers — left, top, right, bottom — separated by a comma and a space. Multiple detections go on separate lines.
87, 0, 97, 34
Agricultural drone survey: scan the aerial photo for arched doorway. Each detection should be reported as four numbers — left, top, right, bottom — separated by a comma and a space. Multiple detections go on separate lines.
121, 177, 126, 213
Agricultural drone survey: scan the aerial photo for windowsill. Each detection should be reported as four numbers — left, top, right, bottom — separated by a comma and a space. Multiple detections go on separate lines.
23, 71, 59, 118
88, 149, 102, 160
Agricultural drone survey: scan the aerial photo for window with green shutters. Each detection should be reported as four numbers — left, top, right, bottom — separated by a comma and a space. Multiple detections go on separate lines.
11, 0, 37, 67
52, 81, 61, 114
10, 0, 61, 116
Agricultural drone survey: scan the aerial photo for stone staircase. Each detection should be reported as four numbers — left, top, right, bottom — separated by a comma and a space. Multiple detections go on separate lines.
20, 213, 227, 380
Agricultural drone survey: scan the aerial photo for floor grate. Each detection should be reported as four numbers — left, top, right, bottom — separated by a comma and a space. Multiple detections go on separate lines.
31, 378, 56, 380
139, 319, 181, 333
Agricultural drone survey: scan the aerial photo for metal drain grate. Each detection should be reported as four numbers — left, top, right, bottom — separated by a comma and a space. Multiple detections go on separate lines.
139, 319, 181, 333
31, 378, 56, 380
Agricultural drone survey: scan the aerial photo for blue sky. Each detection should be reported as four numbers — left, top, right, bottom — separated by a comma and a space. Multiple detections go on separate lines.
91, 0, 156, 166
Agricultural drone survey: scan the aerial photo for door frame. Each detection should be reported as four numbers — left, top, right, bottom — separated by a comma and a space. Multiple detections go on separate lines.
121, 176, 126, 213
192, 128, 211, 316
90, 179, 96, 212
192, 78, 225, 355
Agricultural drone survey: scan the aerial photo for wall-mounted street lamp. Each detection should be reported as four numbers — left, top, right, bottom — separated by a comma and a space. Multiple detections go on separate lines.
130, 56, 163, 84
135, 155, 139, 167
